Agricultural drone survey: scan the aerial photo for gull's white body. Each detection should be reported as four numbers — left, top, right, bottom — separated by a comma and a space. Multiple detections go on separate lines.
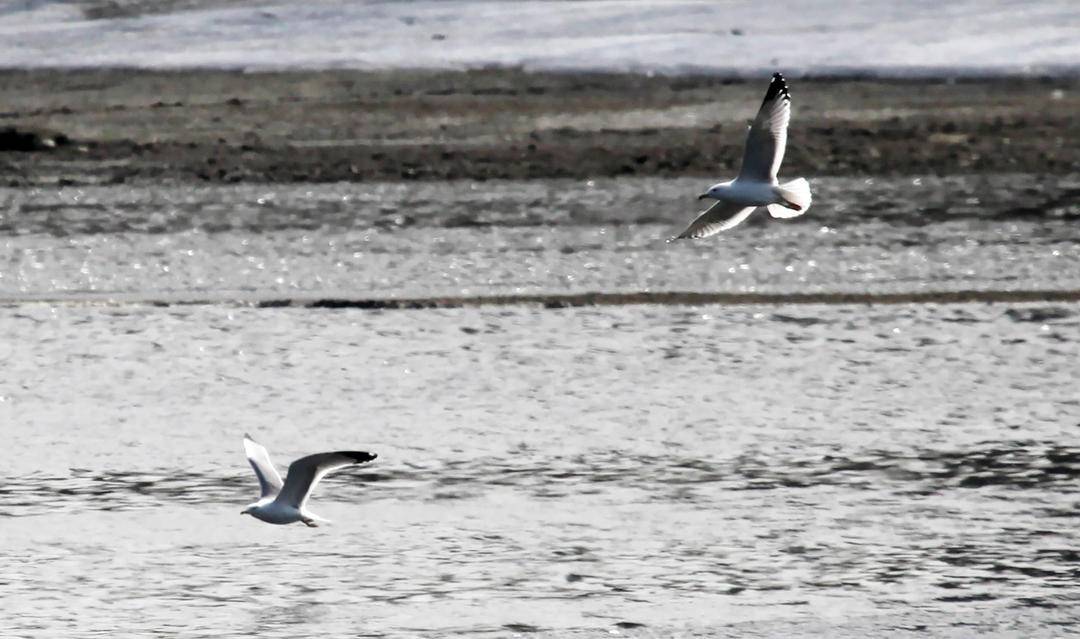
246, 497, 316, 526
673, 73, 812, 240
241, 434, 376, 527
703, 180, 788, 208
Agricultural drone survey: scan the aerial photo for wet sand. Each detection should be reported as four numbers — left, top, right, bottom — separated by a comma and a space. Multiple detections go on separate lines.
1, 68, 1078, 186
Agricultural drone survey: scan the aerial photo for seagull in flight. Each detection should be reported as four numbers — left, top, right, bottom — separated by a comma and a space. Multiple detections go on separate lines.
241, 434, 377, 527
672, 73, 812, 240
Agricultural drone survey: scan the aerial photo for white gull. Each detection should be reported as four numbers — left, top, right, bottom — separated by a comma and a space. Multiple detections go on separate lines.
672, 73, 812, 240
241, 434, 376, 527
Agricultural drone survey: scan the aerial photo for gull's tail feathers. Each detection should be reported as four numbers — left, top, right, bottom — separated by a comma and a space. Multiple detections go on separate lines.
768, 178, 812, 218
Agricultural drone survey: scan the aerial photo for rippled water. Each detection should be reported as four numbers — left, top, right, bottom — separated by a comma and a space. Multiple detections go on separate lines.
2, 176, 1079, 637
1, 175, 1079, 300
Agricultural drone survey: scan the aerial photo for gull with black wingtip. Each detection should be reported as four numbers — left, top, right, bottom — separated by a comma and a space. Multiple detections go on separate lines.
672, 73, 812, 240
240, 434, 377, 527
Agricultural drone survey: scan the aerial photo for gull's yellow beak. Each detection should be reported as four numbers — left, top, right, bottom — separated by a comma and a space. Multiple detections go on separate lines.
698, 193, 711, 200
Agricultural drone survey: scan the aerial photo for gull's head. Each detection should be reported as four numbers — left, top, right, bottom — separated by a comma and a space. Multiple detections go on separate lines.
698, 182, 731, 201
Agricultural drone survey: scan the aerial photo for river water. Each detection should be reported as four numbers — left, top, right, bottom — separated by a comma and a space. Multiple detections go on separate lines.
1, 176, 1079, 637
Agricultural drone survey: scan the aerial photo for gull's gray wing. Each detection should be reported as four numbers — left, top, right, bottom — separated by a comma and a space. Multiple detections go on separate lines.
737, 73, 791, 182
244, 434, 284, 498
671, 201, 756, 240
275, 451, 377, 509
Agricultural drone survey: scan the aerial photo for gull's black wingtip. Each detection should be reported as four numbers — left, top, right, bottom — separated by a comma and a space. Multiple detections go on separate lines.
345, 451, 377, 464
763, 72, 790, 103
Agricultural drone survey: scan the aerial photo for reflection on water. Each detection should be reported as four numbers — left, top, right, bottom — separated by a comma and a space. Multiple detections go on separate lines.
1, 302, 1078, 636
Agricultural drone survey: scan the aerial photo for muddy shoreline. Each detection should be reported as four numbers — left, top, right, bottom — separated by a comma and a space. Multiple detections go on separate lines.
1, 68, 1077, 186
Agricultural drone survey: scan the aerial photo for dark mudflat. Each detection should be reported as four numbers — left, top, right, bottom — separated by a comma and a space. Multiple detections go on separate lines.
1, 68, 1077, 186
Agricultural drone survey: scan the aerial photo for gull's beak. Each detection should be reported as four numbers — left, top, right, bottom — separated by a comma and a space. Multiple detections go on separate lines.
698, 193, 711, 201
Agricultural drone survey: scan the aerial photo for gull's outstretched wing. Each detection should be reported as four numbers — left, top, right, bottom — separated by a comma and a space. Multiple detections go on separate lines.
275, 451, 377, 509
738, 73, 791, 181
244, 434, 284, 498
671, 201, 756, 240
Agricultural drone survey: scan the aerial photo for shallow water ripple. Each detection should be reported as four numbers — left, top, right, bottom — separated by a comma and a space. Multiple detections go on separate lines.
2, 175, 1079, 299
1, 302, 1078, 636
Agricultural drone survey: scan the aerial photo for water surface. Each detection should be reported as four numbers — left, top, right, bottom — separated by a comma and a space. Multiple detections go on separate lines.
2, 175, 1078, 300
1, 176, 1078, 637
